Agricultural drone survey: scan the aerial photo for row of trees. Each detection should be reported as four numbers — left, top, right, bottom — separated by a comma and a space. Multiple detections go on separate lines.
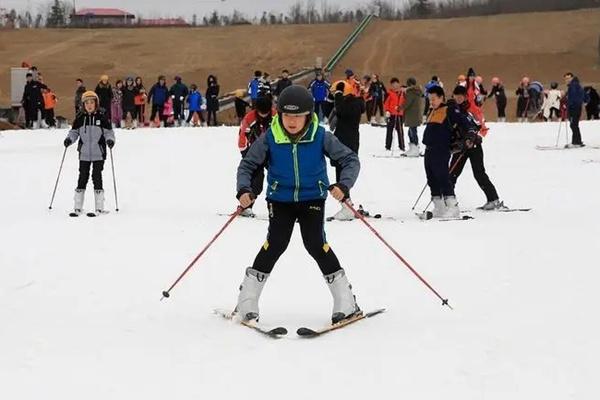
2, 0, 599, 29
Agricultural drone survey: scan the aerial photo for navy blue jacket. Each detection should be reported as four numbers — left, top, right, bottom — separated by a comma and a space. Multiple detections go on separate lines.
567, 77, 584, 111
148, 83, 169, 105
422, 102, 470, 151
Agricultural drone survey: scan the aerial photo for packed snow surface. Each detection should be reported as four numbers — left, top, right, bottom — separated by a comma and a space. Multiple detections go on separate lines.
1, 122, 599, 399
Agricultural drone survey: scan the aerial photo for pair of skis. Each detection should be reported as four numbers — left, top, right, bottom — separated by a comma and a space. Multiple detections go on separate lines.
69, 210, 110, 218
214, 308, 385, 339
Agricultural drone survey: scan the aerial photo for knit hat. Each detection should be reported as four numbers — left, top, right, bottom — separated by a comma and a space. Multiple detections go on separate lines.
81, 90, 99, 104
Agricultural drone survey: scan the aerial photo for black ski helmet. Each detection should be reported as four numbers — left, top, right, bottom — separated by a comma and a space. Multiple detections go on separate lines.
277, 85, 314, 115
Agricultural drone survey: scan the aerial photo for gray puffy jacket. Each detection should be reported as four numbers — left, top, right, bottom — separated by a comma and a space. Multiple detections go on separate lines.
66, 111, 115, 161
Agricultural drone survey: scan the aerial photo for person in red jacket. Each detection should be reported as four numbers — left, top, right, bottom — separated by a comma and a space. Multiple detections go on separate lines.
383, 77, 406, 155
465, 67, 489, 135
237, 96, 276, 217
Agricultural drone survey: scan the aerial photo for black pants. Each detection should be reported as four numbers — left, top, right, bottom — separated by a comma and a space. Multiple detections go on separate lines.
45, 109, 56, 127
496, 99, 507, 118
365, 100, 374, 121
150, 104, 165, 122
25, 105, 40, 127
386, 115, 404, 150
123, 108, 138, 121
253, 200, 342, 276
372, 98, 384, 117
450, 145, 499, 202
586, 104, 599, 120
315, 101, 326, 120
186, 110, 205, 123
173, 101, 185, 121
207, 110, 218, 126
569, 108, 583, 145
517, 97, 528, 118
77, 160, 104, 190
425, 148, 454, 197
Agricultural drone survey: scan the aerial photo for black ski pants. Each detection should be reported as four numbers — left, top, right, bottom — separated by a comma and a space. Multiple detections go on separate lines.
425, 148, 454, 197
173, 101, 185, 121
207, 110, 218, 126
386, 115, 404, 150
252, 200, 342, 276
496, 99, 507, 119
150, 104, 166, 123
450, 144, 499, 202
77, 160, 104, 190
568, 108, 583, 145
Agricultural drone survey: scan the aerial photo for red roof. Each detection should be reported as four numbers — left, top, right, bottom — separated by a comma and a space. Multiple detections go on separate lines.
139, 18, 189, 26
75, 8, 134, 17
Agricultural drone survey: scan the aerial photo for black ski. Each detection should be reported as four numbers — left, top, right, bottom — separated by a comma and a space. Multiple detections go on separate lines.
69, 212, 81, 218
213, 309, 287, 338
416, 211, 473, 221
296, 308, 386, 338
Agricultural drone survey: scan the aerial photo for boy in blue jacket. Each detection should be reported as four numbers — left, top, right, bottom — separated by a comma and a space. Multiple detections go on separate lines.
186, 84, 204, 126
308, 72, 331, 121
148, 75, 169, 126
422, 85, 470, 218
235, 85, 361, 323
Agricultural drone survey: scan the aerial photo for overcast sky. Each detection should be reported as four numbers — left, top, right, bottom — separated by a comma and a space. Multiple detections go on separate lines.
1, 0, 417, 18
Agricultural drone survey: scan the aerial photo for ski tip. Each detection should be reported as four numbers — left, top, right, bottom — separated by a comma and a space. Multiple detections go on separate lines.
462, 215, 474, 220
296, 327, 318, 337
269, 327, 288, 336
373, 214, 382, 219
161, 291, 170, 299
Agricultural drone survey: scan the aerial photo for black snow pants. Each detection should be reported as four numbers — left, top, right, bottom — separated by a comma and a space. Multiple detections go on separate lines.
450, 144, 499, 203
77, 160, 104, 190
425, 148, 454, 197
386, 115, 404, 150
252, 200, 342, 276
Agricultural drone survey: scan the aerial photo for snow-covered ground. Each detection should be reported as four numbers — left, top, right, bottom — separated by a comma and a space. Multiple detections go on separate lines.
1, 122, 599, 399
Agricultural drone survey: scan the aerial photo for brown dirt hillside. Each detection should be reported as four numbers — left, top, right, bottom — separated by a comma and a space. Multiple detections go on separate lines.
1, 8, 599, 122
332, 8, 600, 120
0, 24, 353, 119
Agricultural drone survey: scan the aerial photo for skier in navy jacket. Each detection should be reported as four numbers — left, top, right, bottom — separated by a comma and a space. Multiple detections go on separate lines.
564, 72, 585, 147
148, 75, 169, 125
308, 72, 331, 120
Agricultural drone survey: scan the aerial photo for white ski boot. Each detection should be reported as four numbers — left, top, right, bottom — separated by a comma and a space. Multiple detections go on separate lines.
234, 267, 269, 321
240, 207, 255, 218
444, 196, 460, 218
370, 117, 377, 125
324, 269, 361, 324
479, 199, 506, 211
332, 200, 355, 221
73, 189, 85, 214
432, 196, 446, 218
379, 117, 387, 126
94, 189, 105, 214
404, 143, 421, 157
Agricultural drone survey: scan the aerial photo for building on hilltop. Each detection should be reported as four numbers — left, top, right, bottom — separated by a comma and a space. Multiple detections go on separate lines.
70, 8, 135, 27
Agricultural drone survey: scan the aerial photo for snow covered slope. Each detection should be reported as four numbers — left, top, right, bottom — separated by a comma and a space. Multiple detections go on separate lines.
1, 122, 599, 399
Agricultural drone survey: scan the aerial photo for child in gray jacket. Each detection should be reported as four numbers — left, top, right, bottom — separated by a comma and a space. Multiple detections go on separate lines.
64, 90, 115, 216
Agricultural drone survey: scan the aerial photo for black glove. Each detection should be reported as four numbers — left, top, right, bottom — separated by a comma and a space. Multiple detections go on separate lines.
328, 183, 349, 200
106, 139, 115, 149
64, 138, 72, 147
236, 188, 256, 201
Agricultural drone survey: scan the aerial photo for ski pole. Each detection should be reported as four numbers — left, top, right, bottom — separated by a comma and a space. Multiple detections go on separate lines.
109, 148, 119, 212
411, 182, 428, 211
419, 151, 466, 213
161, 207, 243, 300
343, 200, 452, 309
48, 147, 67, 210
554, 117, 563, 148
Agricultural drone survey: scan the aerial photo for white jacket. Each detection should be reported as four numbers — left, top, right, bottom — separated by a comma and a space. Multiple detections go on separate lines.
542, 89, 562, 118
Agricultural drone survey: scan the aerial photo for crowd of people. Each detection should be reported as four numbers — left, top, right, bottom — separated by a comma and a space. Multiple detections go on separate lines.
19, 62, 598, 136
